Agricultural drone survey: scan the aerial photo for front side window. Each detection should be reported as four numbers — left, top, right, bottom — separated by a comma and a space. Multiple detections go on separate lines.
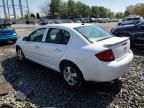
45, 28, 70, 44
75, 25, 112, 43
28, 28, 46, 42
122, 18, 126, 21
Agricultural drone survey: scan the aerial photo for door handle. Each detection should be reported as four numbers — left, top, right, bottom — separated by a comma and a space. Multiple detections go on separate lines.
55, 48, 62, 52
35, 45, 40, 49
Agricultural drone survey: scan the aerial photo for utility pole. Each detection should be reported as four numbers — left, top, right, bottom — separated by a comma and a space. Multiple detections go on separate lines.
11, 0, 16, 19
6, 0, 10, 19
2, 0, 7, 18
19, 0, 23, 18
26, 0, 30, 17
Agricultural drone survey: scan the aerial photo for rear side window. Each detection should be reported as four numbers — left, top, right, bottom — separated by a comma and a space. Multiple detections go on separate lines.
45, 28, 70, 44
133, 18, 140, 20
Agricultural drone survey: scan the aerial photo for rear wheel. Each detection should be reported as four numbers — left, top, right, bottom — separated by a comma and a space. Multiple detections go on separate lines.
61, 63, 84, 89
16, 47, 25, 62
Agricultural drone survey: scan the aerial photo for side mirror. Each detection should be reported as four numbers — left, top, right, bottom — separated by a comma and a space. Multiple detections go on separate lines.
23, 37, 29, 41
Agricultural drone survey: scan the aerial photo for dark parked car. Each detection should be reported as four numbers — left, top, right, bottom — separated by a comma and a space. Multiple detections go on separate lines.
96, 18, 107, 23
39, 19, 48, 25
89, 18, 97, 22
111, 21, 144, 46
26, 20, 35, 24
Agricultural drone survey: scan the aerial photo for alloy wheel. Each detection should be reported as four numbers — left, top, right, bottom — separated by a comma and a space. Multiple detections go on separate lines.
63, 66, 78, 86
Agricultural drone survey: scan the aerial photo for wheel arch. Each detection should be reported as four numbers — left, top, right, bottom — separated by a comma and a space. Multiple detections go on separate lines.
16, 45, 21, 51
59, 59, 85, 80
59, 59, 79, 71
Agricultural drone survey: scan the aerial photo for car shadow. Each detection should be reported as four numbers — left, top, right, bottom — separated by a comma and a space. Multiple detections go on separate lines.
0, 41, 14, 47
2, 57, 122, 107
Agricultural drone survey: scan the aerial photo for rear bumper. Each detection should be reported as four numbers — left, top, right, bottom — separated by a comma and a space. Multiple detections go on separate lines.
80, 50, 133, 82
0, 34, 17, 41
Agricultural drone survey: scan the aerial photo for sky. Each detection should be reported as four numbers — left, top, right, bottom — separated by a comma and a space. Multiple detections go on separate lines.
29, 0, 144, 13
0, 0, 144, 17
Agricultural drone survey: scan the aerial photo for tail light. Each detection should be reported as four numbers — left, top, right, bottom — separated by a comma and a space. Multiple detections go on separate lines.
96, 49, 115, 62
13, 29, 16, 33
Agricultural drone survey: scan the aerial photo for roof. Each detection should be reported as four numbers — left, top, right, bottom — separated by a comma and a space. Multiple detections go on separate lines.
43, 23, 92, 29
126, 16, 142, 18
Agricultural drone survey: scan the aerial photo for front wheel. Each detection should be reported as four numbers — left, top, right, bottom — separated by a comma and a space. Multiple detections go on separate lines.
16, 47, 25, 62
61, 63, 84, 89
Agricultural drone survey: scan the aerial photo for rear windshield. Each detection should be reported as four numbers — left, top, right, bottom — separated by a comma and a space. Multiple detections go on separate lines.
74, 25, 112, 43
0, 24, 13, 30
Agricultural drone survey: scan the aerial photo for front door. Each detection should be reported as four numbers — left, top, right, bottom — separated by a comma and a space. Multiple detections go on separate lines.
21, 28, 46, 62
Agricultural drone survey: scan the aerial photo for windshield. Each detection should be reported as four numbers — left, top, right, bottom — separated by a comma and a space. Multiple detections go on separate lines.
74, 25, 112, 43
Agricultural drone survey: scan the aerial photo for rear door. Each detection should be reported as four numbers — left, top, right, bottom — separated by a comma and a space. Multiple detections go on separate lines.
38, 27, 71, 68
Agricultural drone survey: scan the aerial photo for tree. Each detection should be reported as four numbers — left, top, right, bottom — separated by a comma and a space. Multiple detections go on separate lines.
39, 0, 121, 19
31, 13, 35, 18
59, 2, 68, 18
36, 13, 41, 19
50, 0, 62, 18
115, 12, 124, 18
124, 3, 144, 16
40, 1, 50, 17
67, 0, 76, 16
75, 1, 91, 17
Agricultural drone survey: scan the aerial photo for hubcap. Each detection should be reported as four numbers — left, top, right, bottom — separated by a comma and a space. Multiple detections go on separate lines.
63, 66, 78, 86
17, 49, 23, 61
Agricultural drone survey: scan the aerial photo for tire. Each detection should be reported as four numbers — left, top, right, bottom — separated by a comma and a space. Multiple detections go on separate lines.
16, 47, 25, 62
61, 63, 84, 89
118, 23, 121, 26
131, 42, 136, 49
12, 39, 17, 43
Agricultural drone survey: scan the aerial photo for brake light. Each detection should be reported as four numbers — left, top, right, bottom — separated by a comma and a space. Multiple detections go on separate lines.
13, 29, 16, 33
96, 49, 115, 62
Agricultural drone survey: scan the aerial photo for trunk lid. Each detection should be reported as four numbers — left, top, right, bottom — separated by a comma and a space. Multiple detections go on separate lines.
98, 37, 130, 60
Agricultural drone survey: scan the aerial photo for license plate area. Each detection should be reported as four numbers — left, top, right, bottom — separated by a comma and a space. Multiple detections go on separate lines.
112, 41, 130, 59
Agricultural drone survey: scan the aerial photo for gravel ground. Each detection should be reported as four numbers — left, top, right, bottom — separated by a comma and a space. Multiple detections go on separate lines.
0, 23, 144, 108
